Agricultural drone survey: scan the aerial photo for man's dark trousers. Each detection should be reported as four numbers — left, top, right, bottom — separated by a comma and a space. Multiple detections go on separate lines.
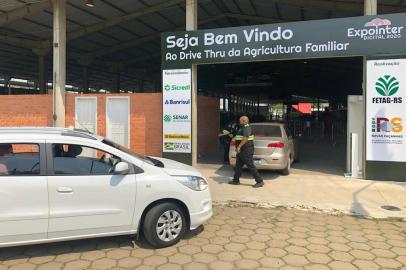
233, 145, 263, 183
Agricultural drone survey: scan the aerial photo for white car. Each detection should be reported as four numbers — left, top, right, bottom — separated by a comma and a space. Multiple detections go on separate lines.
0, 127, 212, 248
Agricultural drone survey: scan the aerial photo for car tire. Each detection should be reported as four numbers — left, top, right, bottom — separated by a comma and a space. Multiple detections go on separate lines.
143, 202, 187, 248
280, 157, 291, 175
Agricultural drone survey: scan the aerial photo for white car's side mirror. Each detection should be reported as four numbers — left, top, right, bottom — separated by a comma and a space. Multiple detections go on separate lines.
113, 161, 130, 175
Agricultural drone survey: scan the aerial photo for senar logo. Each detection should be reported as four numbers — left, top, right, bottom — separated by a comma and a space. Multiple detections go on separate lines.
375, 75, 399, 96
163, 115, 172, 123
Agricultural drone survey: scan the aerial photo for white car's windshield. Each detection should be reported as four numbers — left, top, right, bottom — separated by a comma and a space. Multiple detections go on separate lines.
102, 139, 154, 165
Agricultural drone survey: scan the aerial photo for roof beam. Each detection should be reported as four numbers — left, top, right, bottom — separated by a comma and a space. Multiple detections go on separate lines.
269, 0, 405, 14
86, 14, 227, 59
0, 0, 51, 26
0, 36, 42, 49
67, 0, 184, 41
225, 13, 286, 24
88, 13, 285, 59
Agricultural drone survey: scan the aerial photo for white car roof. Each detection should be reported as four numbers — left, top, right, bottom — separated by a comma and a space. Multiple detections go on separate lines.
0, 127, 100, 141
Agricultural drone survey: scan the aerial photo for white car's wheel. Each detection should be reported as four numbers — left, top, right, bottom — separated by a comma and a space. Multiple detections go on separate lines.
143, 202, 186, 248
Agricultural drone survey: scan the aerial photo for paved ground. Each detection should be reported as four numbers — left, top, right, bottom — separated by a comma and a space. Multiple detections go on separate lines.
1, 205, 405, 270
198, 140, 406, 219
198, 163, 406, 219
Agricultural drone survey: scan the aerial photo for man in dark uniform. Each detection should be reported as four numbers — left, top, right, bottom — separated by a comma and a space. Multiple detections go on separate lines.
228, 116, 264, 188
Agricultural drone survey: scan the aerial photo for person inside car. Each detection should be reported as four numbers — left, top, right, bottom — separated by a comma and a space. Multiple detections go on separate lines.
0, 144, 12, 175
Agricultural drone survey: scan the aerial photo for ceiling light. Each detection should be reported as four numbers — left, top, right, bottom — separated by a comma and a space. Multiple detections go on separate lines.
85, 0, 95, 7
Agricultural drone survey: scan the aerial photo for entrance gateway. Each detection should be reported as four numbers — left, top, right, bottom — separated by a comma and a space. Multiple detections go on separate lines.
161, 13, 406, 181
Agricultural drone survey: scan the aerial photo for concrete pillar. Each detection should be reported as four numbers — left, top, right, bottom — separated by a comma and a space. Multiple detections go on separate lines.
33, 47, 50, 94
186, 0, 198, 165
52, 0, 66, 127
364, 0, 377, 15
362, 0, 377, 177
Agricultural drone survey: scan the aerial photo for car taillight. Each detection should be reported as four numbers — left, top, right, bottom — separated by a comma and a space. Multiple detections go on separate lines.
268, 142, 284, 148
230, 140, 237, 146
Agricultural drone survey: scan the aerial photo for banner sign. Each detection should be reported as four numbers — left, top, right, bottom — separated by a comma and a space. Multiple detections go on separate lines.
162, 13, 406, 68
366, 59, 406, 162
162, 69, 192, 153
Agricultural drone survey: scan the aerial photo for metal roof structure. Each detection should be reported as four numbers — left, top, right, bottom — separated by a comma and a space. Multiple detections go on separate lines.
0, 0, 405, 93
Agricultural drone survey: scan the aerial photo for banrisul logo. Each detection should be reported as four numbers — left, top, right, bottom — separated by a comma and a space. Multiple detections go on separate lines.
376, 75, 399, 96
372, 75, 402, 104
163, 115, 172, 123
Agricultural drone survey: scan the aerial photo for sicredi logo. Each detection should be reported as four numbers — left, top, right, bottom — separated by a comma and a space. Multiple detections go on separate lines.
348, 18, 404, 40
371, 117, 403, 133
372, 75, 402, 104
164, 84, 190, 91
165, 99, 191, 105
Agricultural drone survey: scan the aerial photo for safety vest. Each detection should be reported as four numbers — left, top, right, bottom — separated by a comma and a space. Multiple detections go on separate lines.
235, 124, 254, 141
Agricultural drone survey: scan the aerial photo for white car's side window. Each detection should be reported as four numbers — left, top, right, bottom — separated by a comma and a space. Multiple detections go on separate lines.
51, 143, 120, 175
0, 143, 40, 176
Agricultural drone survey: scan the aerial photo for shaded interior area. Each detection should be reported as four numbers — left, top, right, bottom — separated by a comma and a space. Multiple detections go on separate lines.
197, 57, 363, 176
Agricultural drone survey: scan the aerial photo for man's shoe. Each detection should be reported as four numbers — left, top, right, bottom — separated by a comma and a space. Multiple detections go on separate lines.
228, 180, 240, 185
252, 182, 264, 188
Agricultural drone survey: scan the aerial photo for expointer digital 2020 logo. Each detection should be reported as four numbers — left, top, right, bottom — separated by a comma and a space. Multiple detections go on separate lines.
372, 75, 402, 104
348, 18, 404, 40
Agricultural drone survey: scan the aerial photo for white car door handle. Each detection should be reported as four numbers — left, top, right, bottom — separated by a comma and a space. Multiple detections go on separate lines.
57, 187, 73, 193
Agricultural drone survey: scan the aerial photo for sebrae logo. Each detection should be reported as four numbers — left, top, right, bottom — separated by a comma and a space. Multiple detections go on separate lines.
375, 75, 399, 96
348, 18, 404, 40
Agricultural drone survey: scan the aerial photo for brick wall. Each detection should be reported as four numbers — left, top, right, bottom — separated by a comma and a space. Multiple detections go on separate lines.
0, 95, 52, 127
66, 93, 163, 157
0, 94, 219, 160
